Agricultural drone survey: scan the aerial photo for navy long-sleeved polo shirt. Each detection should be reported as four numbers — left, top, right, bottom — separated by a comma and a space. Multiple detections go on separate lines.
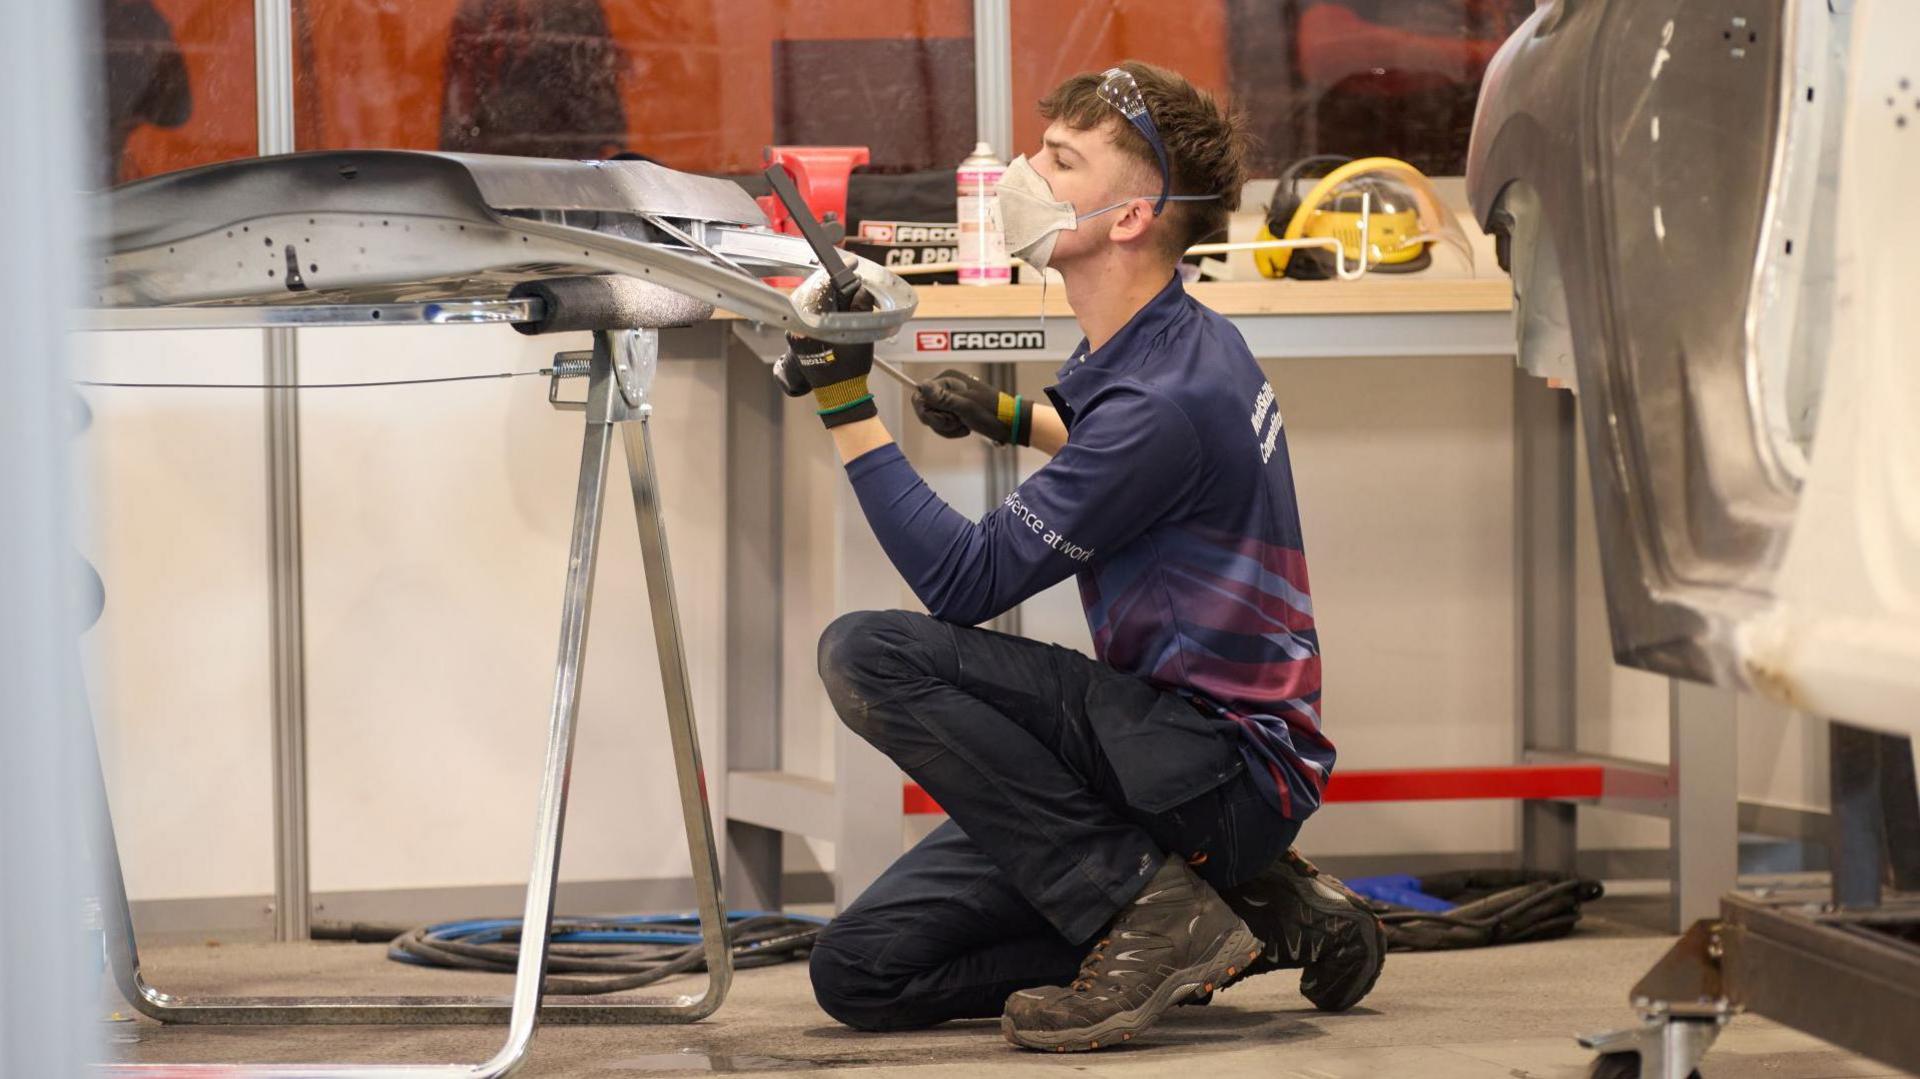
843, 273, 1334, 819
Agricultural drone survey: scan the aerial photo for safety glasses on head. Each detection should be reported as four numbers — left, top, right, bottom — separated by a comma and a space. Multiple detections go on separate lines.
1095, 66, 1219, 216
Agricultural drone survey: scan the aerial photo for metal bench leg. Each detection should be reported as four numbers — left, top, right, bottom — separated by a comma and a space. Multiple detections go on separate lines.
620, 403, 730, 1018
98, 329, 730, 1075
1514, 371, 1579, 881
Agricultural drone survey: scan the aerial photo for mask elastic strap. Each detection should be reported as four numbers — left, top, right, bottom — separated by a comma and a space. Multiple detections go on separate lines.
1075, 193, 1222, 225
1039, 271, 1048, 343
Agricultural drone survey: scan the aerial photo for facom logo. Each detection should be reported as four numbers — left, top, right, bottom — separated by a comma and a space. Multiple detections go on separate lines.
916, 329, 1045, 352
859, 221, 957, 245
893, 224, 958, 244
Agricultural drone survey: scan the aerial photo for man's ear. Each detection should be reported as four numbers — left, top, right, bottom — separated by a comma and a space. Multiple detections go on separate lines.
1106, 199, 1154, 246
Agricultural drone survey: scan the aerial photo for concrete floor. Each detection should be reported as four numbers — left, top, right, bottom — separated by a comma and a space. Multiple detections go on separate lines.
106, 896, 1905, 1078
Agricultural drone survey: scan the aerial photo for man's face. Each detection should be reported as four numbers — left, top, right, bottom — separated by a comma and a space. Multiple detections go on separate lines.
1030, 119, 1155, 267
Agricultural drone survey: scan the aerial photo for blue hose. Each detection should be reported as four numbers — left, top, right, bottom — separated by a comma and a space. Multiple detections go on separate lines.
370, 909, 830, 993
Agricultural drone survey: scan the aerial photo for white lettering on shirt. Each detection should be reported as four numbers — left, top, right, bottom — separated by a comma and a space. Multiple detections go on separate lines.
1251, 381, 1283, 463
1251, 382, 1274, 434
1003, 493, 1095, 563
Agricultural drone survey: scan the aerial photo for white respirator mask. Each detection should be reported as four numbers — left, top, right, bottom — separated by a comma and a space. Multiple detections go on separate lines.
992, 155, 1134, 272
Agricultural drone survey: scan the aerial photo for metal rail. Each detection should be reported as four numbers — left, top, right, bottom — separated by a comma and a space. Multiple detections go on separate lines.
89, 298, 546, 331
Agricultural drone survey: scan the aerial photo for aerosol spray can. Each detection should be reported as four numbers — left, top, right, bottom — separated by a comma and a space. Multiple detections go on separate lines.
956, 141, 1010, 286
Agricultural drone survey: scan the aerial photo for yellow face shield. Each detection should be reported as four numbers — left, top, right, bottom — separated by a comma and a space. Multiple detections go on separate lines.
1253, 157, 1473, 279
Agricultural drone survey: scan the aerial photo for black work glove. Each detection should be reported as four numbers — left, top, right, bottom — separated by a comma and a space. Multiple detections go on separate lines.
774, 287, 879, 428
772, 348, 811, 398
912, 368, 1032, 446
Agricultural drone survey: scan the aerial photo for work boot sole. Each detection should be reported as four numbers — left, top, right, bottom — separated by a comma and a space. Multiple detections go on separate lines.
1231, 866, 1385, 1012
1000, 922, 1261, 1052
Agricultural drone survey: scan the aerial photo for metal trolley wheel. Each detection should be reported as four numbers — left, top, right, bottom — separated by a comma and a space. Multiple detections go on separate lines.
1588, 1052, 1701, 1079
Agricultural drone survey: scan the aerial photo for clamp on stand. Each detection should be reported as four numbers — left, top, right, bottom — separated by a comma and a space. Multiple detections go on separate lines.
548, 327, 659, 416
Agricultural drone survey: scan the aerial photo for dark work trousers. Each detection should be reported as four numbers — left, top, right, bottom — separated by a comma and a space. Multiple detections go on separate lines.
808, 609, 1302, 1031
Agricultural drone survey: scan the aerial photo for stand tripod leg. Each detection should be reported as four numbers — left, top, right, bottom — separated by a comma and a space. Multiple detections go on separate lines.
617, 408, 731, 1019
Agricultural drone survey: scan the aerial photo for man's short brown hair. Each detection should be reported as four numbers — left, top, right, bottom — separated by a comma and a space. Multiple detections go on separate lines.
1037, 61, 1248, 258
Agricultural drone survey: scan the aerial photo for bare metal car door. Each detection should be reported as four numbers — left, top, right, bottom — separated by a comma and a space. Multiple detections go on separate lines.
1467, 0, 1920, 740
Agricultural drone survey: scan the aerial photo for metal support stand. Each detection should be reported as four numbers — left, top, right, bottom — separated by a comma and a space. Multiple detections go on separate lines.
1829, 722, 1920, 907
1882, 733, 1920, 893
1581, 919, 1731, 1079
1828, 721, 1888, 909
1582, 1013, 1724, 1079
99, 329, 732, 1077
1581, 721, 1920, 1079
1669, 680, 1738, 928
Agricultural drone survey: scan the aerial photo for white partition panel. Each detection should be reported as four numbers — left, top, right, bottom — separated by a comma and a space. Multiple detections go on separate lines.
78, 330, 276, 904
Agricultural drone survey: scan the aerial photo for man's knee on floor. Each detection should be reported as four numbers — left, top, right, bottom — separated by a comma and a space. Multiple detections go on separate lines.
817, 610, 939, 720
808, 935, 912, 1032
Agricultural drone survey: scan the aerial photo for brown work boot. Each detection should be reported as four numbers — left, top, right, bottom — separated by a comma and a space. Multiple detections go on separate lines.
1000, 858, 1260, 1052
1214, 848, 1386, 1011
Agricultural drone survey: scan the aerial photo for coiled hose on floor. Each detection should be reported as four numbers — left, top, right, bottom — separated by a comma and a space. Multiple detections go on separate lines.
314, 911, 828, 995
1348, 870, 1605, 951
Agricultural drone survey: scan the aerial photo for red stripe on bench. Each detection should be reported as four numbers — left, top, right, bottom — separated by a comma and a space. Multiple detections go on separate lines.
902, 764, 1621, 815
